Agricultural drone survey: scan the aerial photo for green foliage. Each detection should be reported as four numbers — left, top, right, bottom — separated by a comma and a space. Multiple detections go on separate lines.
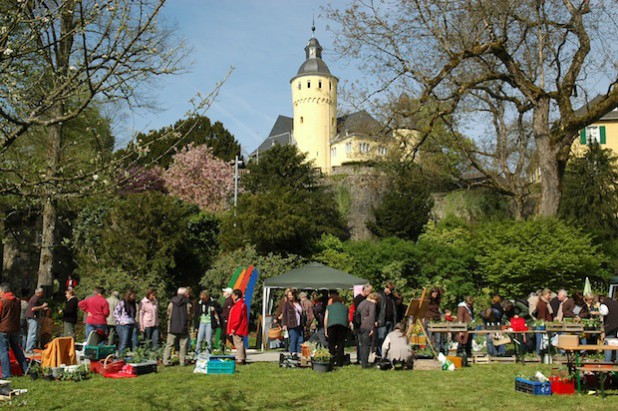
475, 218, 607, 297
437, 189, 512, 223
119, 115, 241, 167
367, 166, 433, 241
220, 145, 347, 256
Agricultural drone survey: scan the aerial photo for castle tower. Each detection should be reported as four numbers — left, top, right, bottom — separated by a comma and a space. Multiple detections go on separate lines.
290, 29, 338, 173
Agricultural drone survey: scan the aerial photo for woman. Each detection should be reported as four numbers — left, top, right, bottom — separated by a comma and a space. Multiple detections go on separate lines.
61, 289, 79, 338
482, 307, 505, 356
194, 291, 221, 355
535, 288, 553, 355
381, 322, 413, 368
425, 287, 445, 354
139, 288, 159, 350
324, 294, 348, 366
357, 292, 380, 368
281, 289, 305, 355
114, 290, 137, 354
456, 296, 474, 358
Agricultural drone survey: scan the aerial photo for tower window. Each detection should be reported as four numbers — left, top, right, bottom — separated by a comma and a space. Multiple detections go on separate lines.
300, 116, 303, 124
318, 81, 322, 89
307, 81, 311, 89
329, 81, 332, 90
297, 82, 301, 90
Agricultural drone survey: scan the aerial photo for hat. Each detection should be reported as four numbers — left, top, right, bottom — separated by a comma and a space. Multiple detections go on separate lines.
222, 287, 233, 295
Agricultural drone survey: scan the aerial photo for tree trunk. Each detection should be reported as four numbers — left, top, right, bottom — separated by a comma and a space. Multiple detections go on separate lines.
533, 98, 561, 216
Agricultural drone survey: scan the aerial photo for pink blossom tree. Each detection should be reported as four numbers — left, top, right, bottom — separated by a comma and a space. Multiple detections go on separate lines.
163, 144, 235, 212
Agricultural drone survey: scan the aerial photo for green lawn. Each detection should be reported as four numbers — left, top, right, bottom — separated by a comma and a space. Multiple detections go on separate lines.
2, 363, 614, 410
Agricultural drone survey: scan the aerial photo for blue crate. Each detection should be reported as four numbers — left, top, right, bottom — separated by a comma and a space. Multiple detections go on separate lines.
207, 356, 236, 375
515, 377, 552, 395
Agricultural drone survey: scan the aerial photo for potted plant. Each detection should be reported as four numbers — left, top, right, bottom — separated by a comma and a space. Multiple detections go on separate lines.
311, 348, 333, 373
42, 367, 55, 381
28, 362, 42, 380
534, 320, 546, 330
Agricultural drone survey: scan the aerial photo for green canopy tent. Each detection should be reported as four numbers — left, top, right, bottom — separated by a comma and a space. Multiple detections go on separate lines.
260, 262, 368, 350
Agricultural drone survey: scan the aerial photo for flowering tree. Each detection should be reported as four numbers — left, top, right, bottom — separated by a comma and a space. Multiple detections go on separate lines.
164, 144, 235, 213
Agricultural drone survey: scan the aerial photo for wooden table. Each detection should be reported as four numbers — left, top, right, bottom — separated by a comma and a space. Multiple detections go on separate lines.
556, 344, 618, 398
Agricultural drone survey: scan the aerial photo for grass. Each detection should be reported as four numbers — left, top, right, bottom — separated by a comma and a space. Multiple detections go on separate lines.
3, 363, 614, 410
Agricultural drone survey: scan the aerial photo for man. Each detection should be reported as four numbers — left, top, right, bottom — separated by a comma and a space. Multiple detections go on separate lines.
377, 281, 397, 356
599, 295, 618, 362
550, 289, 568, 320
0, 283, 27, 379
220, 287, 234, 353
78, 286, 110, 340
163, 287, 193, 366
227, 289, 248, 365
25, 287, 48, 352
106, 291, 120, 345
350, 283, 372, 364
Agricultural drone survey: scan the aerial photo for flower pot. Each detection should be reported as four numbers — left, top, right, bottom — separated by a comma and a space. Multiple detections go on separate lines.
312, 361, 333, 373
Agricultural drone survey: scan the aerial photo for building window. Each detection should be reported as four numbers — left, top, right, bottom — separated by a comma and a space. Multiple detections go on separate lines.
318, 81, 322, 89
331, 147, 336, 158
378, 146, 388, 155
581, 126, 606, 145
360, 142, 370, 153
307, 81, 311, 89
300, 116, 303, 124
329, 81, 332, 90
345, 142, 352, 153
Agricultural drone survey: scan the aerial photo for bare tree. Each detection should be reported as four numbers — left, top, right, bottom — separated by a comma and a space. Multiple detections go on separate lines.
327, 0, 618, 216
0, 1, 187, 288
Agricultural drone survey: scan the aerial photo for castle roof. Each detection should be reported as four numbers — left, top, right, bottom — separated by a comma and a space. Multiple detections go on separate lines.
249, 115, 293, 157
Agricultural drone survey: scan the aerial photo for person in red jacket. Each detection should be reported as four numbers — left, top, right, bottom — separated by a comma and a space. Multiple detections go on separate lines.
227, 289, 248, 365
0, 283, 27, 378
78, 286, 110, 341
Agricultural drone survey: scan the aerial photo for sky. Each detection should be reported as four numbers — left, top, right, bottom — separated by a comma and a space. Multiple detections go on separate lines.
118, 0, 363, 156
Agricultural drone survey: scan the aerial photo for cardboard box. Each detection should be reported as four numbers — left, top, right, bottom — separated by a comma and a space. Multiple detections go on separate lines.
558, 335, 579, 347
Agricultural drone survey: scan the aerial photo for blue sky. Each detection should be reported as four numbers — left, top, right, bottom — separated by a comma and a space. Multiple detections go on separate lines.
119, 0, 362, 155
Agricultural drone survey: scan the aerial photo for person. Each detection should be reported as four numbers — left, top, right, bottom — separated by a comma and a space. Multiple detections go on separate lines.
393, 291, 407, 323
377, 282, 397, 356
61, 289, 79, 338
456, 296, 474, 358
324, 294, 348, 367
357, 292, 380, 368
528, 291, 540, 320
194, 291, 221, 355
299, 291, 314, 340
139, 288, 159, 350
491, 294, 503, 320
0, 283, 27, 379
584, 293, 601, 345
114, 290, 137, 354
281, 289, 305, 355
106, 291, 120, 345
425, 287, 445, 354
227, 289, 248, 365
444, 309, 454, 322
220, 287, 234, 353
482, 307, 505, 356
599, 295, 618, 362
350, 284, 372, 364
66, 275, 78, 290
25, 287, 48, 352
535, 288, 553, 355
163, 287, 192, 366
308, 292, 328, 348
551, 289, 568, 320
381, 322, 413, 369
78, 286, 110, 340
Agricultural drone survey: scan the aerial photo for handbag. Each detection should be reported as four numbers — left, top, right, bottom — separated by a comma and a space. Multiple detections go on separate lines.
268, 325, 282, 340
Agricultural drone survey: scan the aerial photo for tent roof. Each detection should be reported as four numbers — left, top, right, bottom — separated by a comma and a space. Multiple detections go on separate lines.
264, 262, 367, 289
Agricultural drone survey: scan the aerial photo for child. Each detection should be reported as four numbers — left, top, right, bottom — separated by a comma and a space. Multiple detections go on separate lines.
444, 309, 454, 322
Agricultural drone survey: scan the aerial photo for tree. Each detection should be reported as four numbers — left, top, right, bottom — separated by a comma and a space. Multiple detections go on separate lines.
219, 145, 348, 255
328, 0, 618, 216
367, 165, 433, 241
119, 115, 242, 167
163, 144, 235, 213
1, 1, 185, 288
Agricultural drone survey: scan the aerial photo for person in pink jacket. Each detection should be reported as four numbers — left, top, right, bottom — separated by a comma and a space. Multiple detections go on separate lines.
139, 288, 159, 349
78, 287, 110, 340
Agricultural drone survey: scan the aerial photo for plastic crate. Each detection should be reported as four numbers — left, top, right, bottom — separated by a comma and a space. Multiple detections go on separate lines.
127, 361, 157, 375
207, 358, 235, 374
549, 377, 574, 395
85, 345, 116, 360
515, 377, 552, 395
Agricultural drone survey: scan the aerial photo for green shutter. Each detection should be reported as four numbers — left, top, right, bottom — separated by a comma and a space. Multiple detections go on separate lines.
600, 126, 607, 144
580, 129, 587, 144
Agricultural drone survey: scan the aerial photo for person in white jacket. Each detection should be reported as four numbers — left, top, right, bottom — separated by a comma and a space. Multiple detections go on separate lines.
381, 322, 413, 369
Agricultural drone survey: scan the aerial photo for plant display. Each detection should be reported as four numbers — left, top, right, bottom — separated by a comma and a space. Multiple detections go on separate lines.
312, 348, 333, 363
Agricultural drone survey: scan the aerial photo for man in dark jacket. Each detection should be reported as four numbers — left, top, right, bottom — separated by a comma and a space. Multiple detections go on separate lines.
163, 287, 193, 366
0, 283, 27, 378
600, 295, 618, 362
376, 282, 397, 356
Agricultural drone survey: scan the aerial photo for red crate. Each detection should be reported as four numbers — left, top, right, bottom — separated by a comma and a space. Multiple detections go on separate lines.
549, 377, 574, 395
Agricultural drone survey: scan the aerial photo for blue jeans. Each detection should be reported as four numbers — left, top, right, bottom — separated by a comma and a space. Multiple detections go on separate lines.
86, 324, 108, 345
143, 326, 159, 350
0, 332, 27, 378
196, 323, 213, 354
25, 318, 39, 352
486, 334, 506, 356
116, 324, 134, 354
288, 326, 304, 354
376, 321, 394, 356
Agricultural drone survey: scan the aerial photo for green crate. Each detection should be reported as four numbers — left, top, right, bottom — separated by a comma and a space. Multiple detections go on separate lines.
84, 345, 116, 360
207, 358, 235, 374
